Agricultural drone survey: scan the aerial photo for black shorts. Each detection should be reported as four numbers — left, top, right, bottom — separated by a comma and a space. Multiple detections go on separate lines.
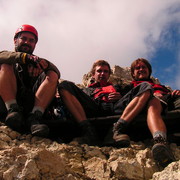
114, 82, 153, 114
58, 80, 101, 117
58, 81, 154, 118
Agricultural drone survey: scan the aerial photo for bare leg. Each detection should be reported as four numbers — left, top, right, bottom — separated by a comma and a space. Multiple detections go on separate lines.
59, 87, 98, 145
147, 97, 166, 134
147, 97, 175, 168
28, 71, 58, 137
34, 71, 58, 110
113, 90, 151, 147
120, 90, 151, 122
0, 64, 23, 131
0, 64, 17, 101
59, 89, 87, 123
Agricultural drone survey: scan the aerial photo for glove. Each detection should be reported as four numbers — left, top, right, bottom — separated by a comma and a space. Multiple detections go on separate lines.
26, 54, 41, 66
21, 53, 49, 71
20, 53, 40, 66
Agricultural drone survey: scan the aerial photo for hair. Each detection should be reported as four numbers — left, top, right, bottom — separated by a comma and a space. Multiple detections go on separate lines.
90, 59, 111, 75
130, 58, 152, 79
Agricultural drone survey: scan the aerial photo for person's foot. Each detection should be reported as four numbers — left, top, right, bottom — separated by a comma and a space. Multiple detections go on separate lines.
78, 120, 99, 146
113, 133, 130, 147
27, 110, 49, 137
152, 136, 176, 168
113, 120, 130, 148
5, 104, 24, 131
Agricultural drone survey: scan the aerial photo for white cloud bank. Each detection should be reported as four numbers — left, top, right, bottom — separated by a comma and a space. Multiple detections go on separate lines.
0, 0, 180, 87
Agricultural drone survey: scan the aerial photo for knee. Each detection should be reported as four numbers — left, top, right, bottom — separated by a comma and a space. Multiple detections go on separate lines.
45, 71, 59, 84
144, 89, 152, 97
139, 89, 151, 100
58, 80, 75, 92
0, 64, 14, 74
59, 80, 74, 87
59, 88, 69, 96
148, 97, 163, 111
139, 82, 153, 96
140, 82, 153, 90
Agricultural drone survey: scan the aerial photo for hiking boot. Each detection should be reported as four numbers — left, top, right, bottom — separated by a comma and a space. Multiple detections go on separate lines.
78, 120, 99, 146
113, 120, 130, 148
5, 104, 24, 132
27, 110, 49, 137
152, 136, 176, 168
102, 126, 114, 147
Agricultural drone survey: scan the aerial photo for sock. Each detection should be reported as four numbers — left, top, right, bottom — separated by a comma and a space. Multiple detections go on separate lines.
114, 118, 128, 133
153, 131, 167, 141
5, 99, 17, 110
79, 120, 89, 127
117, 118, 128, 125
32, 106, 44, 114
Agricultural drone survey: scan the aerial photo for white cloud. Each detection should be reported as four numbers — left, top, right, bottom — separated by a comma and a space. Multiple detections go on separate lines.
0, 0, 180, 86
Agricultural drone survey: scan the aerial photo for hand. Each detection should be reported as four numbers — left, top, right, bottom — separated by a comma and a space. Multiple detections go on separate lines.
27, 64, 43, 77
154, 92, 163, 98
171, 90, 180, 97
27, 55, 49, 70
108, 92, 122, 102
38, 58, 49, 70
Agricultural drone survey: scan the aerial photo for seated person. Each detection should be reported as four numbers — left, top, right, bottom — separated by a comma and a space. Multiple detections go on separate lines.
58, 60, 152, 146
0, 24, 60, 137
114, 58, 177, 167
59, 59, 176, 168
129, 58, 180, 111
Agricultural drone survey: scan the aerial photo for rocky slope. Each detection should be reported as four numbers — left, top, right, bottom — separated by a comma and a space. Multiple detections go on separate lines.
0, 122, 179, 180
0, 65, 179, 180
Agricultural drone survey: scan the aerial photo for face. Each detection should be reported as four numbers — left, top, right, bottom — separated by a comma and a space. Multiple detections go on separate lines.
14, 32, 37, 54
93, 65, 110, 83
132, 62, 150, 80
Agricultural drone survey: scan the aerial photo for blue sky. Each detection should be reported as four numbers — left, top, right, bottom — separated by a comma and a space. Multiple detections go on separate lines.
0, 0, 180, 89
150, 23, 180, 89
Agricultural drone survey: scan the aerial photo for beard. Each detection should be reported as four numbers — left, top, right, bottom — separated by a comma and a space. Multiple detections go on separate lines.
15, 43, 34, 54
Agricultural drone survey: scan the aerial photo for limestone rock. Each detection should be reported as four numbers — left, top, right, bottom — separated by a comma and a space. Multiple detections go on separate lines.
152, 161, 180, 180
81, 65, 162, 88
0, 122, 179, 180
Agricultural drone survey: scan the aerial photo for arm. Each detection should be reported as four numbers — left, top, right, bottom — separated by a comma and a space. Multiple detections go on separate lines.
0, 50, 24, 64
25, 54, 60, 78
0, 51, 60, 78
108, 92, 122, 102
171, 90, 180, 97
45, 61, 60, 78
153, 84, 171, 98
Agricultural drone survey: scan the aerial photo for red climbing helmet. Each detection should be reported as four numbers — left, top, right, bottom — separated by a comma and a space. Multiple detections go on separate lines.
14, 24, 38, 41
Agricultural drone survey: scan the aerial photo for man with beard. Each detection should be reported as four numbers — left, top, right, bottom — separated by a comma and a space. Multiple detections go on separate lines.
0, 24, 60, 137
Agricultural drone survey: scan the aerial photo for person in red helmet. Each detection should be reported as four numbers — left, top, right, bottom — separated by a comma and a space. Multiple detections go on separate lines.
14, 24, 38, 54
0, 24, 60, 137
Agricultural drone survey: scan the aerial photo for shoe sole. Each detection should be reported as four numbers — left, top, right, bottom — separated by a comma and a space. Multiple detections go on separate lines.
113, 134, 130, 148
5, 112, 23, 131
152, 144, 175, 168
32, 129, 49, 137
31, 125, 49, 137
113, 139, 130, 148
